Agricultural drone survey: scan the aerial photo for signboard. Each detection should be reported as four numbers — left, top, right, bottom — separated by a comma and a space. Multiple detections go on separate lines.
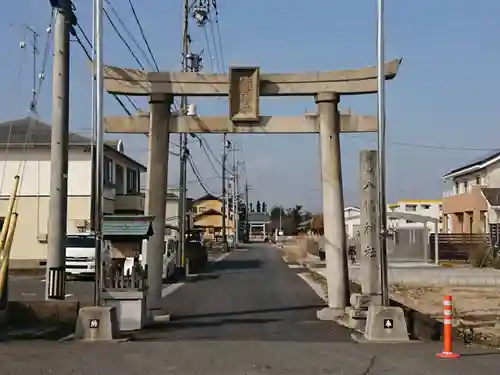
89, 319, 100, 329
229, 66, 260, 122
383, 318, 393, 329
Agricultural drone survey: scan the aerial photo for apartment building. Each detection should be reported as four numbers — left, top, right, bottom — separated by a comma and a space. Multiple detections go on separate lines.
0, 117, 146, 269
441, 149, 500, 233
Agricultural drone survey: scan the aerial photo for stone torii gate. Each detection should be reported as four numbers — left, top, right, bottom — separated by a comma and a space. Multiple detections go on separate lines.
101, 59, 402, 318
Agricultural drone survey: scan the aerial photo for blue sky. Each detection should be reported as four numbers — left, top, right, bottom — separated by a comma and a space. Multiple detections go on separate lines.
1, 0, 500, 212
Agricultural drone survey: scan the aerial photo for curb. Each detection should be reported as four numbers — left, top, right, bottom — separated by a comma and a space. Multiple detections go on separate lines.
296, 259, 500, 348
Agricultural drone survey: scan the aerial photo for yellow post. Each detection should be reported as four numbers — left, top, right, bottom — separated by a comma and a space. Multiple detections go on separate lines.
0, 176, 20, 254
0, 213, 19, 293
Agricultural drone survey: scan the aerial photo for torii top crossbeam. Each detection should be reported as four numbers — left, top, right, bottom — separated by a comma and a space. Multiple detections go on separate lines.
103, 59, 402, 97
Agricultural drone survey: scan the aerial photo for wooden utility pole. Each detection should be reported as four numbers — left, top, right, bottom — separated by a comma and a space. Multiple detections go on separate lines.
178, 0, 190, 272
244, 181, 250, 242
221, 134, 229, 251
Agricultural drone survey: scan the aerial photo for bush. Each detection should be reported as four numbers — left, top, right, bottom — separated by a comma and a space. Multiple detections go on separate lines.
469, 245, 500, 269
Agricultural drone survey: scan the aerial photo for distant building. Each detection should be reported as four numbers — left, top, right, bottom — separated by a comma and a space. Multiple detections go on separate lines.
344, 207, 360, 238
387, 199, 442, 233
189, 193, 234, 239
343, 200, 441, 238
442, 150, 500, 233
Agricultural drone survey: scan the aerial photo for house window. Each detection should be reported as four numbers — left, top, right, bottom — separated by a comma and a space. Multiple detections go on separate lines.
421, 204, 431, 209
406, 220, 414, 224
463, 180, 468, 192
191, 207, 198, 214
476, 175, 481, 185
198, 207, 206, 212
126, 168, 138, 193
104, 157, 113, 185
115, 164, 124, 194
454, 181, 459, 194
0, 217, 4, 231
406, 205, 417, 212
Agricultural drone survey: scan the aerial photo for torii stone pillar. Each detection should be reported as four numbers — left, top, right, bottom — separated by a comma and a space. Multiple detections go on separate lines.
316, 92, 350, 320
144, 94, 172, 313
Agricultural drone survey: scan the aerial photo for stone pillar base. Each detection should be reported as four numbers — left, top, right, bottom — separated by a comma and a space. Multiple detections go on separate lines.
316, 307, 345, 321
351, 305, 412, 343
74, 306, 122, 342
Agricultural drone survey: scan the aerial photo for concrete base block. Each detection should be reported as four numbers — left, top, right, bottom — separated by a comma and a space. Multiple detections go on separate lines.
317, 307, 345, 321
352, 305, 411, 343
103, 291, 147, 331
345, 307, 367, 331
74, 306, 121, 342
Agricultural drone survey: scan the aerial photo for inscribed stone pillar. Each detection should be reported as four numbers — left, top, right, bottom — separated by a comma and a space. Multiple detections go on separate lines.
359, 150, 380, 296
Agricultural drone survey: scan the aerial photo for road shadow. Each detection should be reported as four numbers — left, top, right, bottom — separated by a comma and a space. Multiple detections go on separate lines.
185, 273, 221, 283
459, 351, 500, 357
210, 259, 262, 271
170, 304, 325, 321
131, 317, 280, 341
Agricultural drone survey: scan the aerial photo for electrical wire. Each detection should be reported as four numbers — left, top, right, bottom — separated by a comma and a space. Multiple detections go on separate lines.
346, 134, 499, 152
103, 8, 145, 70
72, 25, 135, 116
31, 12, 54, 113
187, 154, 216, 196
196, 137, 221, 177
103, 0, 155, 70
126, 0, 160, 71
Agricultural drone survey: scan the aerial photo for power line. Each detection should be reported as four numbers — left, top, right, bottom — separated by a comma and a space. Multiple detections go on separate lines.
103, 8, 145, 69
187, 153, 216, 196
72, 26, 135, 116
103, 0, 155, 70
346, 134, 499, 152
127, 0, 160, 71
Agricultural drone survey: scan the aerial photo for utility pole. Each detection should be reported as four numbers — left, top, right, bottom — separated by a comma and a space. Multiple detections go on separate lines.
234, 162, 240, 247
46, 0, 73, 300
221, 134, 229, 252
178, 0, 190, 273
230, 146, 239, 248
92, 0, 105, 307
244, 181, 249, 243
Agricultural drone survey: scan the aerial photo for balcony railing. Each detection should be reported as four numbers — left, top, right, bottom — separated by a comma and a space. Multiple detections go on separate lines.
443, 184, 487, 198
115, 193, 145, 212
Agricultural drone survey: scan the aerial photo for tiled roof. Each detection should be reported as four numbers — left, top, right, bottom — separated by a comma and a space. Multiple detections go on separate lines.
0, 117, 90, 145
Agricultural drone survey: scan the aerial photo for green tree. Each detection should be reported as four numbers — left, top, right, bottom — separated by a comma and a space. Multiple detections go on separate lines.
256, 200, 261, 213
262, 201, 267, 213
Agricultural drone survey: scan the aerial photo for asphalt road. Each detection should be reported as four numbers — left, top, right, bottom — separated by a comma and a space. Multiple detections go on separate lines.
2, 244, 500, 374
134, 243, 351, 342
7, 249, 226, 303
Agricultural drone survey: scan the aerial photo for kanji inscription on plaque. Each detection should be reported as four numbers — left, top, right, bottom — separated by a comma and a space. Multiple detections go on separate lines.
229, 66, 260, 122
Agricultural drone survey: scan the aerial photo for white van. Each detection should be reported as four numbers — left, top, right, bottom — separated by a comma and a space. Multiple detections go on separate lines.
65, 234, 98, 278
123, 239, 178, 281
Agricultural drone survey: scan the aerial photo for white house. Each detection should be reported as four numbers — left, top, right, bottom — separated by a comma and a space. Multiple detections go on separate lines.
0, 117, 147, 269
344, 206, 360, 238
343, 201, 442, 238
387, 200, 442, 233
